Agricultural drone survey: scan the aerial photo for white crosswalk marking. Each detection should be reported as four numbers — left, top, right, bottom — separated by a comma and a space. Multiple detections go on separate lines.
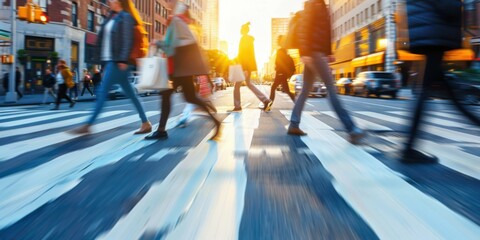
0, 110, 61, 121
1, 110, 89, 127
0, 111, 158, 161
0, 111, 127, 138
320, 111, 392, 131
388, 111, 475, 129
280, 110, 480, 239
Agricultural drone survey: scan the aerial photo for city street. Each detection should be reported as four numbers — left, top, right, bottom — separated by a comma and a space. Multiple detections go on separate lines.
1, 86, 480, 239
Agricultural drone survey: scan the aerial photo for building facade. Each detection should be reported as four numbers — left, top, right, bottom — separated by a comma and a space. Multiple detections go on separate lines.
202, 0, 218, 50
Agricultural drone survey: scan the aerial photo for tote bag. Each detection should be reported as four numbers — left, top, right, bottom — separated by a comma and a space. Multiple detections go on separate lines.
228, 64, 245, 83
136, 56, 170, 90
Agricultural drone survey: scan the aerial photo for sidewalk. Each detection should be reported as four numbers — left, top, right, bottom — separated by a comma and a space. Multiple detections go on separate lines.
0, 93, 96, 107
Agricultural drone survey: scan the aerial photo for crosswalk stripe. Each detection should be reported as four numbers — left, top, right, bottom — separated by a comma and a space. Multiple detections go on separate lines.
279, 111, 480, 239
320, 111, 392, 131
0, 111, 127, 138
98, 110, 258, 240
0, 111, 61, 121
389, 111, 475, 129
1, 111, 90, 127
356, 111, 480, 143
426, 111, 468, 121
279, 110, 334, 130
0, 111, 158, 162
0, 114, 181, 230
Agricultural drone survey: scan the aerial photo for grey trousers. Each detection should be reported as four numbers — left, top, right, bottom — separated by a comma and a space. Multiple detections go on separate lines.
233, 71, 269, 108
290, 52, 355, 132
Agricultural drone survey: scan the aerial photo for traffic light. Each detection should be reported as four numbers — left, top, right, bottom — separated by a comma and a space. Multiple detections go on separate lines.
17, 2, 48, 24
35, 7, 48, 24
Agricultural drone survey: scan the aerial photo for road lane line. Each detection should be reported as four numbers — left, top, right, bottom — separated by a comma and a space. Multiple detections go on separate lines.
1, 111, 90, 127
279, 111, 480, 239
0, 115, 181, 229
98, 110, 258, 240
0, 111, 158, 162
0, 111, 127, 138
320, 111, 392, 131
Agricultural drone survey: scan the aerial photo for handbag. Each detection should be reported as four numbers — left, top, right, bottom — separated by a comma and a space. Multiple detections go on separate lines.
136, 56, 170, 90
228, 64, 246, 83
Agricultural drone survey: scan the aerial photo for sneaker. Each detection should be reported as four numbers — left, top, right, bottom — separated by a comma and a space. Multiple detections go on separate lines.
401, 148, 438, 164
287, 127, 307, 136
176, 118, 188, 128
264, 99, 273, 112
69, 101, 76, 108
145, 131, 168, 140
69, 124, 91, 135
348, 127, 365, 145
227, 107, 242, 112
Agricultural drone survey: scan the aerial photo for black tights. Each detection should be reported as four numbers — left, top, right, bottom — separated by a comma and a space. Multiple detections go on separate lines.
158, 76, 219, 131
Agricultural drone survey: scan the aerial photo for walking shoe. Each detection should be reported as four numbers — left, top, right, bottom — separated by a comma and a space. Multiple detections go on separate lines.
287, 127, 307, 136
134, 121, 152, 134
69, 101, 76, 108
176, 118, 188, 128
227, 107, 242, 112
145, 131, 168, 140
210, 117, 223, 141
348, 127, 365, 145
263, 99, 273, 112
401, 148, 438, 164
69, 124, 91, 134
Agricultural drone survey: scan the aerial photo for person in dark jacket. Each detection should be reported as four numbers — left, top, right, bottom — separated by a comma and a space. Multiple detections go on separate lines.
15, 67, 23, 99
402, 0, 480, 163
230, 22, 273, 112
71, 0, 151, 134
287, 0, 364, 144
91, 68, 102, 92
270, 35, 296, 104
42, 68, 57, 104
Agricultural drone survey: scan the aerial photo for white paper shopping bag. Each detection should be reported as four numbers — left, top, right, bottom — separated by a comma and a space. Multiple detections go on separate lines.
228, 64, 246, 82
136, 56, 170, 90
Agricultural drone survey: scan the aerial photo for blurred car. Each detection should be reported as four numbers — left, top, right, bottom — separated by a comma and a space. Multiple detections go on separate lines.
214, 77, 226, 90
288, 74, 327, 97
420, 72, 480, 105
108, 74, 155, 100
352, 71, 401, 98
335, 77, 353, 95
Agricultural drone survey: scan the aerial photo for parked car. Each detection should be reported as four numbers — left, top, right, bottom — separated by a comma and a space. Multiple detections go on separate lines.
336, 77, 353, 95
421, 72, 480, 105
108, 74, 156, 100
214, 77, 226, 90
288, 74, 327, 97
352, 71, 401, 98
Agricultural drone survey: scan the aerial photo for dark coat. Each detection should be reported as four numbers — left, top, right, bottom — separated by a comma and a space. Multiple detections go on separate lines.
237, 35, 257, 72
298, 0, 332, 56
275, 48, 295, 75
92, 72, 102, 85
406, 0, 462, 51
42, 73, 56, 88
95, 11, 135, 63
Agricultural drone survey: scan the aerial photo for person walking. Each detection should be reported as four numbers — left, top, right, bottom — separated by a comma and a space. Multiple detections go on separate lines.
230, 22, 273, 112
270, 35, 296, 104
401, 0, 480, 163
52, 60, 75, 110
69, 69, 79, 100
145, 1, 221, 140
15, 67, 23, 100
42, 68, 57, 104
287, 0, 364, 144
80, 68, 94, 96
71, 0, 151, 134
91, 68, 102, 93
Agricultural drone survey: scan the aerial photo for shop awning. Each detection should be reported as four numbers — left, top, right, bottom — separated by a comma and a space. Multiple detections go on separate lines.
397, 50, 425, 61
365, 51, 384, 65
443, 49, 474, 61
351, 56, 366, 67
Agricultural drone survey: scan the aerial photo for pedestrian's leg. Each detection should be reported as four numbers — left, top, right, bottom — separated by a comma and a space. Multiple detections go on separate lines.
86, 62, 116, 125
178, 103, 195, 126
117, 69, 148, 123
443, 78, 480, 126
145, 89, 173, 140
289, 67, 314, 134
312, 52, 355, 132
86, 85, 94, 96
270, 74, 282, 103
233, 81, 242, 109
280, 75, 295, 102
42, 88, 48, 104
16, 85, 23, 98
244, 71, 269, 103
49, 88, 57, 100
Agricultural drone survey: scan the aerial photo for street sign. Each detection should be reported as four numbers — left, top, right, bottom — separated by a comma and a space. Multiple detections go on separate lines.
0, 41, 12, 47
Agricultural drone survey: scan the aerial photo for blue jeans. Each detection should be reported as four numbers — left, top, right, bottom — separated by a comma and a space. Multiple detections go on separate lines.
290, 52, 355, 132
87, 62, 148, 124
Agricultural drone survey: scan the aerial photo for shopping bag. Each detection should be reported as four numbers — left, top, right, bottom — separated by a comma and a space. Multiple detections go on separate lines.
197, 75, 212, 98
136, 56, 170, 90
228, 64, 245, 82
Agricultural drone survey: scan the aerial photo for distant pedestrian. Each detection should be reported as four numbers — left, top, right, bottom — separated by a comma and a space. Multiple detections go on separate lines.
42, 68, 57, 104
146, 2, 221, 140
270, 35, 296, 104
69, 69, 79, 100
15, 67, 23, 100
71, 0, 151, 135
287, 0, 364, 144
230, 22, 273, 112
52, 59, 75, 110
2, 70, 8, 92
80, 68, 94, 96
401, 0, 480, 163
91, 68, 102, 92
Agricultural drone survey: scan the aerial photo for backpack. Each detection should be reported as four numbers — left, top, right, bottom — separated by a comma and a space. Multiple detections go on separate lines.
286, 54, 296, 75
129, 25, 149, 65
284, 11, 302, 49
